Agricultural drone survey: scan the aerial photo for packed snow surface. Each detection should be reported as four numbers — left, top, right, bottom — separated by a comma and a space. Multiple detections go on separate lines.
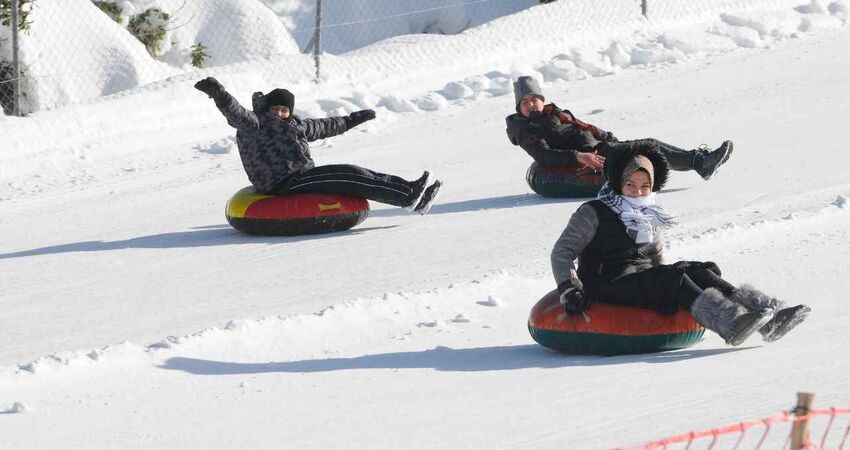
1, 0, 849, 448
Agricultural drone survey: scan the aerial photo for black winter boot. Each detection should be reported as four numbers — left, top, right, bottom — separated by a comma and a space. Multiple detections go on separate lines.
691, 288, 773, 346
413, 180, 442, 215
695, 141, 733, 180
404, 171, 431, 211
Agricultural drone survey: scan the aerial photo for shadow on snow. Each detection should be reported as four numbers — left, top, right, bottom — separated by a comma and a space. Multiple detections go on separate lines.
160, 344, 753, 375
1, 189, 688, 259
0, 225, 398, 260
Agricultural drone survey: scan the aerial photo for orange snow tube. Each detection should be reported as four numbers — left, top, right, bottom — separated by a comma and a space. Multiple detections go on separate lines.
225, 187, 370, 236
528, 290, 705, 355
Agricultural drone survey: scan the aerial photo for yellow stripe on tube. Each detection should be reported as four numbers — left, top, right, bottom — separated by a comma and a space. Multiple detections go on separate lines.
225, 187, 272, 219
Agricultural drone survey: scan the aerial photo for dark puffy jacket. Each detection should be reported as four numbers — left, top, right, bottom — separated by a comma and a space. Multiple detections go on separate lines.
579, 200, 684, 314
213, 90, 350, 193
505, 103, 613, 166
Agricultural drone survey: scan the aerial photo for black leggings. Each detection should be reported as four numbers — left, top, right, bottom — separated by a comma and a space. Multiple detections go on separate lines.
275, 164, 416, 207
676, 266, 736, 310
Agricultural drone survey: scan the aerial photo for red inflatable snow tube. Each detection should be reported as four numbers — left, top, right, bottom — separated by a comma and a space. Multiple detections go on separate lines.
528, 290, 705, 355
526, 162, 605, 198
225, 187, 370, 236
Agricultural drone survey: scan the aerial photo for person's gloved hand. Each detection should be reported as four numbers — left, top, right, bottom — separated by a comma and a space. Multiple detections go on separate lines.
527, 110, 543, 122
602, 130, 619, 142
558, 269, 591, 315
348, 109, 376, 128
194, 77, 225, 99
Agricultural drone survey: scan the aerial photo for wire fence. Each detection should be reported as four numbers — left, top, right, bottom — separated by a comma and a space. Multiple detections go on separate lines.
0, 0, 657, 117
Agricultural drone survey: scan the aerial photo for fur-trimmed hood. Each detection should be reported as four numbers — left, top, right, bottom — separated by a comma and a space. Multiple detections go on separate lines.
603, 141, 670, 194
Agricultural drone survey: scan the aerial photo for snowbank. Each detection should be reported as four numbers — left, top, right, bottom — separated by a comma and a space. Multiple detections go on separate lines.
259, 0, 538, 54
5, 0, 848, 114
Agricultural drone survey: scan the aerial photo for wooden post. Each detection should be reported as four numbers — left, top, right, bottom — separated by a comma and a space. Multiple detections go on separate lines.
641, 0, 648, 18
790, 392, 815, 450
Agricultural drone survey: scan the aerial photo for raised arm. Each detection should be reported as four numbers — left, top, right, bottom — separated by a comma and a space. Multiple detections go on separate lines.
304, 109, 376, 142
194, 77, 259, 135
551, 203, 599, 286
302, 116, 349, 142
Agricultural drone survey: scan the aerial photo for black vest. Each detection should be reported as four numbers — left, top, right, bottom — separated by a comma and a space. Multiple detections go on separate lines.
577, 201, 655, 291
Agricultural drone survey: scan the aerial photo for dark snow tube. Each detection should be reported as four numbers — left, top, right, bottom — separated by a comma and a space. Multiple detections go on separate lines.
225, 187, 370, 236
526, 162, 605, 198
528, 290, 705, 355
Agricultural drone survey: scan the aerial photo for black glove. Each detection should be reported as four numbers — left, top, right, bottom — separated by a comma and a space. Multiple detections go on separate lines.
602, 131, 619, 142
347, 109, 376, 128
558, 270, 590, 315
194, 77, 224, 99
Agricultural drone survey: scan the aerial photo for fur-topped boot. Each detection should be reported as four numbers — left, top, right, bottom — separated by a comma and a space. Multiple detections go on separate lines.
728, 285, 811, 342
691, 288, 773, 346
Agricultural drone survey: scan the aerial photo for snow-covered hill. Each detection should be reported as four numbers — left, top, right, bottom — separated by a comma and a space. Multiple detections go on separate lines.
1, 1, 849, 448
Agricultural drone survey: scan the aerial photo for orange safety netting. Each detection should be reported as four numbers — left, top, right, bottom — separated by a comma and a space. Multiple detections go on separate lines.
616, 408, 850, 450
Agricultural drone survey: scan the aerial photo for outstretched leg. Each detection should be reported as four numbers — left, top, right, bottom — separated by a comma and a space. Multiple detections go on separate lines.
689, 287, 773, 346
727, 285, 811, 343
600, 139, 733, 180
284, 164, 428, 208
686, 267, 811, 343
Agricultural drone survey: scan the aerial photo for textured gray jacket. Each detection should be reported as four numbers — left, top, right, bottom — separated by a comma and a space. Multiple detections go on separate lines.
213, 90, 350, 193
551, 202, 664, 286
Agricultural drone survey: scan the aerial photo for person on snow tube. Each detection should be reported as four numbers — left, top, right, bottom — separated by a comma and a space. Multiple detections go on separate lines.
550, 144, 810, 345
505, 76, 732, 181
194, 77, 442, 215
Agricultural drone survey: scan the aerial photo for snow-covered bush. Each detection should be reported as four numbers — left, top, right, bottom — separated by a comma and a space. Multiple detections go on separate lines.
128, 8, 170, 57
190, 42, 208, 68
0, 0, 34, 30
92, 1, 122, 23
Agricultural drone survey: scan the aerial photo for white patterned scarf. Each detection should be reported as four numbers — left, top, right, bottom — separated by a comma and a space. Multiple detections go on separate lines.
597, 182, 676, 244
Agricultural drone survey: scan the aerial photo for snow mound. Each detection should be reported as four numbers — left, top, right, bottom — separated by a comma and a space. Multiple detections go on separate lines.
3, 272, 547, 379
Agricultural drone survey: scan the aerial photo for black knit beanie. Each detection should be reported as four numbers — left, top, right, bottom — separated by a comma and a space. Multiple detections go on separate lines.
264, 88, 295, 112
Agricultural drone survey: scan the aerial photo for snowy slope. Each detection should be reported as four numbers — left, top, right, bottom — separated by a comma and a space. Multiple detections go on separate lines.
1, 1, 850, 449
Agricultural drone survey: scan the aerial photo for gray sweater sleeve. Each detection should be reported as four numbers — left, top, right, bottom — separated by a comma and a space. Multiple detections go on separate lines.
551, 203, 599, 286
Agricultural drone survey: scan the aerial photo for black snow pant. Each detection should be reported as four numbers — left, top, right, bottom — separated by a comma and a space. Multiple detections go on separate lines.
273, 164, 416, 207
598, 138, 697, 171
595, 261, 733, 315
675, 262, 736, 310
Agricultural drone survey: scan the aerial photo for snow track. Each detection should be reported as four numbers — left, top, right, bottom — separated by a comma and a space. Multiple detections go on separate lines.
2, 3, 850, 449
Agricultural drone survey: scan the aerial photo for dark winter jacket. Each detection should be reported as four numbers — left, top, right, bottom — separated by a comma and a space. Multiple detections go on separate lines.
551, 143, 697, 314
505, 103, 615, 166
551, 200, 695, 314
212, 90, 352, 193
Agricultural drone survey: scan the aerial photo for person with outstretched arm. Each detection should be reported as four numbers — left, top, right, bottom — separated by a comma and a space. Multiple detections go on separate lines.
195, 77, 442, 214
506, 76, 732, 181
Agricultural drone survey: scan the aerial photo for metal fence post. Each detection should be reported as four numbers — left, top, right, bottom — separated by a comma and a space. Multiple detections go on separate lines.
11, 0, 22, 116
314, 0, 322, 83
